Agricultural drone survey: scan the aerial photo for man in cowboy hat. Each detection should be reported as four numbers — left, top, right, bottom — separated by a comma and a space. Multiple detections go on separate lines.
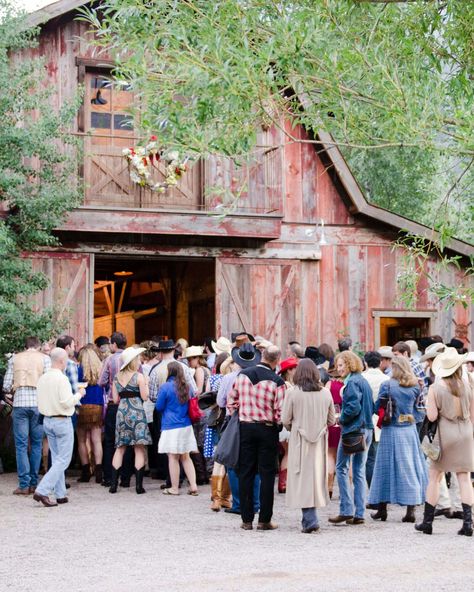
377, 346, 393, 376
227, 345, 285, 531
420, 342, 446, 386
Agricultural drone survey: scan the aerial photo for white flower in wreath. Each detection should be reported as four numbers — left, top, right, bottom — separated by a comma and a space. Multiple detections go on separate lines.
166, 150, 179, 162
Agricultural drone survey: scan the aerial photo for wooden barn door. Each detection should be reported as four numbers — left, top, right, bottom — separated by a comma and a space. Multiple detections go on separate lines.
216, 258, 300, 347
29, 252, 92, 348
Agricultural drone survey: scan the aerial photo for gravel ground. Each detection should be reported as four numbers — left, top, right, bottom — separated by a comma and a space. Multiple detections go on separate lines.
1, 472, 473, 592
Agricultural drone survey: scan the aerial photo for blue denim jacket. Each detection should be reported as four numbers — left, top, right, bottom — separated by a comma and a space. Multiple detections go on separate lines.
375, 379, 420, 428
339, 373, 374, 435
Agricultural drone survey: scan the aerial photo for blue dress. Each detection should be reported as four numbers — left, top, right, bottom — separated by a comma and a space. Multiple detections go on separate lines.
114, 373, 152, 447
368, 379, 428, 506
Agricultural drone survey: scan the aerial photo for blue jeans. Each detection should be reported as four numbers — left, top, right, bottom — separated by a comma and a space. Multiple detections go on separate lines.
12, 407, 44, 489
365, 439, 378, 487
36, 417, 74, 499
227, 468, 260, 513
302, 507, 319, 530
336, 429, 373, 519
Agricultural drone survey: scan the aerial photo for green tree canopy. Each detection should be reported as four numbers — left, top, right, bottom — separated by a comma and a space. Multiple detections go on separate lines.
0, 0, 81, 363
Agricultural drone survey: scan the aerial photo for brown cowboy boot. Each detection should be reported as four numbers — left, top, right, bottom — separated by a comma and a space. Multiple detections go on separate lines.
220, 474, 232, 509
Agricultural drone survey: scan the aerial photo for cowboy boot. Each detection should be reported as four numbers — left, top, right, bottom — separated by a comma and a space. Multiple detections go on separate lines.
210, 476, 221, 511
94, 464, 103, 484
135, 467, 146, 494
278, 469, 287, 494
415, 502, 435, 535
328, 473, 335, 500
191, 452, 208, 485
402, 505, 416, 523
371, 502, 388, 522
77, 464, 91, 483
109, 466, 120, 494
220, 474, 233, 509
458, 503, 473, 537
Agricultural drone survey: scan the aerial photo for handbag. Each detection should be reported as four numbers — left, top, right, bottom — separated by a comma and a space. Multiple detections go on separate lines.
421, 419, 441, 461
188, 396, 204, 424
381, 382, 394, 427
341, 431, 366, 455
214, 412, 240, 469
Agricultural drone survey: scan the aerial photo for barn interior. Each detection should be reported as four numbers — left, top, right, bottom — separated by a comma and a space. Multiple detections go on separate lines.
93, 257, 215, 346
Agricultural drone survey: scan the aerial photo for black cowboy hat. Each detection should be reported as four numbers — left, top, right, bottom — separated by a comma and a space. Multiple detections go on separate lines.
157, 339, 176, 351
231, 342, 261, 368
231, 331, 255, 343
304, 346, 326, 366
446, 338, 464, 352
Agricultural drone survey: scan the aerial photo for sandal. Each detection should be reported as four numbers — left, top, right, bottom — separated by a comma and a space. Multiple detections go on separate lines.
162, 488, 180, 496
188, 489, 199, 496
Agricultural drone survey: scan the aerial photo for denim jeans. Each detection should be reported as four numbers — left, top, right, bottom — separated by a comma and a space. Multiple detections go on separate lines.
228, 467, 260, 512
302, 507, 319, 530
36, 417, 74, 499
12, 407, 44, 489
365, 439, 378, 487
336, 428, 373, 518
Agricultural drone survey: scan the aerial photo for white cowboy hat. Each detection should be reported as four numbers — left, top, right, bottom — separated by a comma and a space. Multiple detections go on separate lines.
184, 345, 206, 358
420, 342, 445, 363
432, 347, 468, 378
211, 336, 232, 356
465, 351, 474, 363
377, 346, 393, 359
120, 347, 146, 371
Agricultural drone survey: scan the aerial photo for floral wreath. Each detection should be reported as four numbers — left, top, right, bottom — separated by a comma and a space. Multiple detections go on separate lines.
122, 136, 188, 193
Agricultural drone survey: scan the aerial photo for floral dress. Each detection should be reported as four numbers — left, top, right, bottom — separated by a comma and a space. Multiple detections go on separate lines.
114, 373, 152, 447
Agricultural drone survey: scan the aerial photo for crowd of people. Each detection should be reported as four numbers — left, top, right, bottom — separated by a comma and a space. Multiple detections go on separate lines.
2, 330, 473, 537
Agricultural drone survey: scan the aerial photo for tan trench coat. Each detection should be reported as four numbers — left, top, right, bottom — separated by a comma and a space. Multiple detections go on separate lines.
282, 386, 335, 509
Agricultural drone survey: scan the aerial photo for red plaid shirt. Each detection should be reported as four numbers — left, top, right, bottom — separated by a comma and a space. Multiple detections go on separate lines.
227, 363, 285, 424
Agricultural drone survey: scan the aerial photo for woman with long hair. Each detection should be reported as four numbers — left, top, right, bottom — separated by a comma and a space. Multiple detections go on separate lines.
282, 359, 335, 533
76, 344, 105, 484
277, 358, 299, 494
156, 362, 199, 496
415, 348, 474, 536
368, 357, 428, 523
109, 347, 152, 495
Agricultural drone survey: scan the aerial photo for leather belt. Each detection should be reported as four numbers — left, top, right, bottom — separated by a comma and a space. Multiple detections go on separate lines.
48, 415, 68, 419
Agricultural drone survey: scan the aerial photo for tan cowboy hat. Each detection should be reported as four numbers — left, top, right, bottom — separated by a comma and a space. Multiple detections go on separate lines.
184, 345, 206, 358
420, 342, 445, 363
377, 346, 393, 359
211, 336, 232, 356
432, 347, 468, 378
220, 356, 235, 375
120, 346, 146, 371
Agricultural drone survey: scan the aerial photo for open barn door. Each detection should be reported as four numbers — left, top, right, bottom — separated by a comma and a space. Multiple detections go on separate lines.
216, 258, 300, 347
29, 252, 92, 348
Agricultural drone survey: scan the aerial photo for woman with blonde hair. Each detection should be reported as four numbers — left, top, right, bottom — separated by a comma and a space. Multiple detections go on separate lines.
76, 344, 105, 484
109, 347, 152, 495
329, 351, 374, 525
416, 347, 474, 536
368, 357, 428, 523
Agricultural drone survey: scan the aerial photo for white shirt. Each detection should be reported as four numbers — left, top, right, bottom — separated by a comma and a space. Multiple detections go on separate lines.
362, 367, 389, 442
37, 368, 82, 417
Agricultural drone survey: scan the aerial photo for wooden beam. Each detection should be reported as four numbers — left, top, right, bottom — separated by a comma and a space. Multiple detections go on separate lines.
117, 282, 127, 314
103, 285, 113, 316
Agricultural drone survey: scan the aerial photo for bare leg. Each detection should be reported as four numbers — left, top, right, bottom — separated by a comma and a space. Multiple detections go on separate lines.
112, 446, 126, 470
167, 453, 181, 493
425, 468, 442, 506
76, 427, 89, 466
134, 445, 146, 470
181, 453, 197, 492
328, 446, 337, 496
456, 472, 474, 506
90, 427, 103, 465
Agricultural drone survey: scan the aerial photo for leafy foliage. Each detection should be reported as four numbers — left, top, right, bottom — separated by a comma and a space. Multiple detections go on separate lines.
0, 1, 81, 364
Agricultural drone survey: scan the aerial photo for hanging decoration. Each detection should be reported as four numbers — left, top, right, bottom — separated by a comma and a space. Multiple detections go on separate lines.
122, 136, 188, 193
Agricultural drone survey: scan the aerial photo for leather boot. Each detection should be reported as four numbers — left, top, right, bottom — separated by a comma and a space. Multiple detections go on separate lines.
278, 469, 287, 494
371, 502, 388, 522
415, 502, 435, 535
109, 466, 120, 494
135, 467, 146, 494
220, 474, 232, 509
94, 464, 103, 484
402, 505, 416, 523
191, 452, 208, 485
328, 473, 335, 500
77, 464, 91, 483
458, 503, 473, 536
210, 476, 221, 511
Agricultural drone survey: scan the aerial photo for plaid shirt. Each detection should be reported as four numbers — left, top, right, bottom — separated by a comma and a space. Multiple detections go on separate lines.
227, 363, 285, 424
410, 359, 428, 397
99, 350, 124, 402
65, 358, 79, 395
3, 353, 51, 408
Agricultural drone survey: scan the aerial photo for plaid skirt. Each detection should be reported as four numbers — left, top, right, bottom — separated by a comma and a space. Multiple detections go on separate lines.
368, 424, 428, 506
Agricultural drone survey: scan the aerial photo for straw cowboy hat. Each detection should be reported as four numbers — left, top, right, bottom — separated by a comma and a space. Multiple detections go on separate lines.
211, 336, 232, 356
184, 345, 207, 358
432, 347, 468, 378
420, 342, 445, 363
120, 347, 146, 371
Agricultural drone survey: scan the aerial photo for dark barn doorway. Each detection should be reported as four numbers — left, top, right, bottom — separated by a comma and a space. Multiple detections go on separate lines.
93, 257, 215, 346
